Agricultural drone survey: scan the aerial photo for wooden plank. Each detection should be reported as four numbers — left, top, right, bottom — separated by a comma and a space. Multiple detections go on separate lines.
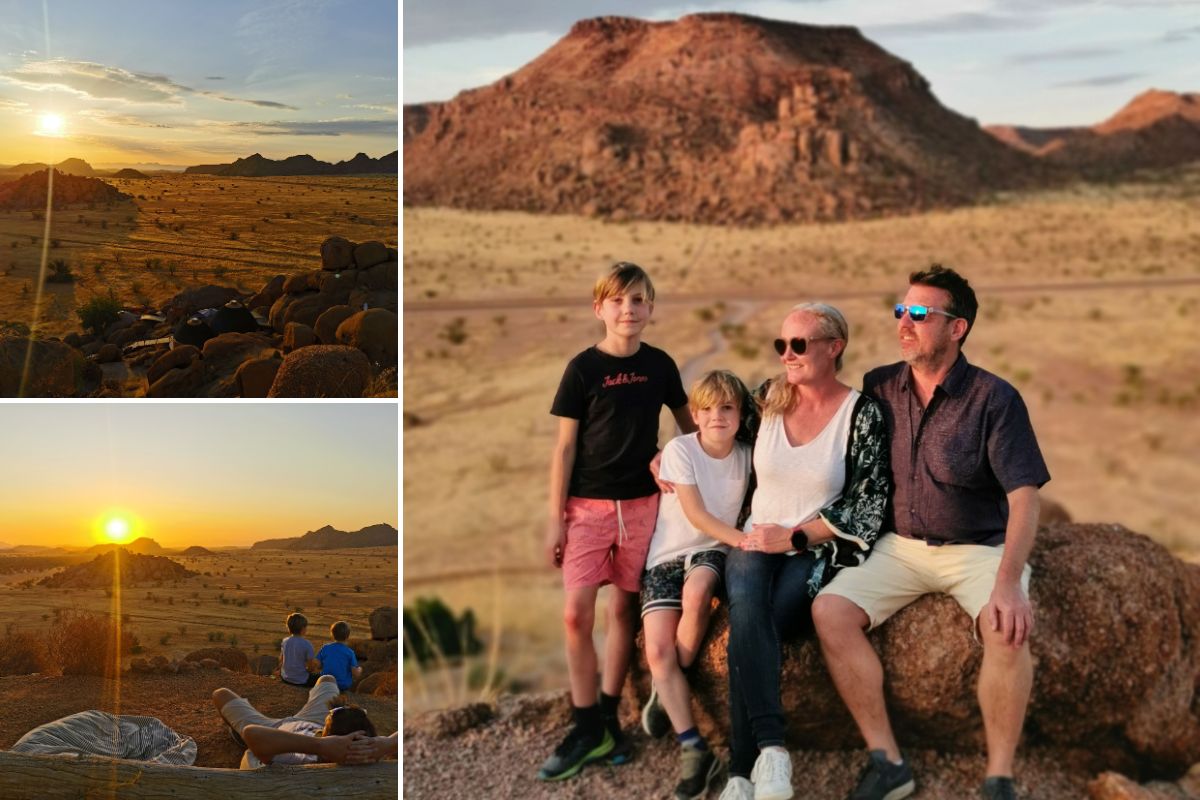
0, 751, 397, 799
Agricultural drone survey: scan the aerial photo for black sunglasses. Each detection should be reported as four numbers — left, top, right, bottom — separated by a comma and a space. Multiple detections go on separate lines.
773, 336, 833, 356
893, 303, 959, 323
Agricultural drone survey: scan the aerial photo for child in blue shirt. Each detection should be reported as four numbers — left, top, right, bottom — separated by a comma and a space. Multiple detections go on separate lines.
317, 620, 362, 691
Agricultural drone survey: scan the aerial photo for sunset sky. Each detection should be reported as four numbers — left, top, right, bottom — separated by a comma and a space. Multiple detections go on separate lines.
0, 404, 398, 549
405, 0, 1199, 127
0, 0, 398, 169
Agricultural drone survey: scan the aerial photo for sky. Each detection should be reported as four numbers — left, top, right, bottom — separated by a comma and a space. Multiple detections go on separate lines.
0, 403, 398, 548
0, 0, 398, 168
403, 0, 1200, 128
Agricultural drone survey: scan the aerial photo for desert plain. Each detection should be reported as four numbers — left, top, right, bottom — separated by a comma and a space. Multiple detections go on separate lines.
402, 166, 1200, 711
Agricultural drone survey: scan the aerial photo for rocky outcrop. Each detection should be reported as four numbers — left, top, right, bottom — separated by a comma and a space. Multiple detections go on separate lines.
40, 550, 198, 589
627, 524, 1200, 775
250, 524, 397, 552
183, 648, 250, 673
266, 345, 371, 397
0, 170, 130, 209
183, 151, 397, 177
0, 336, 84, 397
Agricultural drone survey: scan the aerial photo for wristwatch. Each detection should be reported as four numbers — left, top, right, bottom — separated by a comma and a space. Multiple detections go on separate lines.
790, 527, 809, 551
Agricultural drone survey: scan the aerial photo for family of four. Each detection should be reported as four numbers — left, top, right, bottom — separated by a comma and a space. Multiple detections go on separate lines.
541, 262, 1048, 800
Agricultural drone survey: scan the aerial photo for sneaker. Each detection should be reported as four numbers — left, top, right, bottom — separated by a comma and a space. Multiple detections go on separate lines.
642, 684, 672, 738
719, 776, 756, 800
981, 776, 1017, 800
750, 748, 793, 800
606, 722, 632, 765
536, 725, 613, 781
675, 746, 723, 800
848, 750, 915, 800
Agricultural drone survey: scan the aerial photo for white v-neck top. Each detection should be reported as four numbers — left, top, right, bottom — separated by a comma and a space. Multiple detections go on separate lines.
743, 389, 858, 531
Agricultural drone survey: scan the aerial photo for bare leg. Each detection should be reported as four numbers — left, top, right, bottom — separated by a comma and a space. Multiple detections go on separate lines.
676, 569, 719, 669
812, 594, 901, 761
977, 608, 1033, 777
564, 585, 600, 707
644, 609, 693, 733
601, 586, 638, 697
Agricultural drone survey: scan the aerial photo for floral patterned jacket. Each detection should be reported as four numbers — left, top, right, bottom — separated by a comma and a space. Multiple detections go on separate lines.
736, 380, 891, 597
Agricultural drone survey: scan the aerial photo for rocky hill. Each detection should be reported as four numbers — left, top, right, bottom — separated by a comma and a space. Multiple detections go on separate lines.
184, 151, 397, 177
986, 89, 1200, 174
250, 523, 397, 551
39, 550, 197, 589
0, 157, 96, 177
111, 168, 149, 179
178, 545, 217, 556
403, 13, 1040, 225
86, 537, 165, 556
0, 170, 132, 210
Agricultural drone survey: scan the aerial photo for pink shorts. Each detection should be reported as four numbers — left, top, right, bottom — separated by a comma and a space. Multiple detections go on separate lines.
562, 494, 659, 593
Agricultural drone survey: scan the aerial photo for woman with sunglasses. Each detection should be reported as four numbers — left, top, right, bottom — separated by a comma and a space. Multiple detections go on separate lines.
719, 302, 890, 800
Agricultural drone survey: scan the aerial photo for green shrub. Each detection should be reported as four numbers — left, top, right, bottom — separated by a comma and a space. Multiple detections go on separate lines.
77, 293, 122, 335
403, 596, 482, 664
46, 259, 74, 283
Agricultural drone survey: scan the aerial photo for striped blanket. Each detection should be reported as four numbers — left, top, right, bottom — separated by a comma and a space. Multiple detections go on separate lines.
11, 711, 196, 765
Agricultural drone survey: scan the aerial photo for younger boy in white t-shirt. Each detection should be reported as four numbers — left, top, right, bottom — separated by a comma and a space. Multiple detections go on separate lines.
640, 369, 754, 800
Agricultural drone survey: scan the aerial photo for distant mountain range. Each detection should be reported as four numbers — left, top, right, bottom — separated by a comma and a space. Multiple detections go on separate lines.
0, 152, 397, 179
250, 523, 398, 551
183, 151, 398, 177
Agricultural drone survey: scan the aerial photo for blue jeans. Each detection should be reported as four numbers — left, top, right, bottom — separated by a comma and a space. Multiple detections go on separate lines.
725, 548, 818, 778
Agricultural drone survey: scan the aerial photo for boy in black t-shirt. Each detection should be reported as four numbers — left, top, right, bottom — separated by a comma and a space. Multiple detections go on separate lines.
538, 262, 695, 781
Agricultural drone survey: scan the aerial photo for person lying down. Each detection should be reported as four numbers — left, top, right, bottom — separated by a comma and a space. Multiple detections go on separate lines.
213, 674, 397, 768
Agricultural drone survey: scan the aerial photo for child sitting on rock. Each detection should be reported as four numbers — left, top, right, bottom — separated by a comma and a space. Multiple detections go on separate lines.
276, 612, 318, 688
317, 620, 363, 691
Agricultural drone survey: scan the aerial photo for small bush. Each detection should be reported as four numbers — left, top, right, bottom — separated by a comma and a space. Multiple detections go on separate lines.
46, 259, 74, 283
404, 597, 483, 664
48, 611, 135, 676
77, 293, 122, 335
0, 632, 54, 676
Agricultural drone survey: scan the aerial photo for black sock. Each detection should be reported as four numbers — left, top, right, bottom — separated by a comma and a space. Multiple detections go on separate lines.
572, 704, 602, 736
599, 692, 621, 733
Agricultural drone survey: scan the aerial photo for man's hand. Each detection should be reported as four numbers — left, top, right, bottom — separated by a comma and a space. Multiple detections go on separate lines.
741, 523, 793, 554
318, 731, 369, 764
544, 517, 566, 569
987, 578, 1033, 647
650, 450, 675, 494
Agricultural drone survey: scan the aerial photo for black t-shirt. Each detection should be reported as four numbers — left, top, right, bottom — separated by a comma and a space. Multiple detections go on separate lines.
551, 344, 688, 500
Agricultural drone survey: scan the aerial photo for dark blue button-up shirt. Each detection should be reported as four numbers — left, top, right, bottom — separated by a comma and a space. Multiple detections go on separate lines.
863, 354, 1050, 546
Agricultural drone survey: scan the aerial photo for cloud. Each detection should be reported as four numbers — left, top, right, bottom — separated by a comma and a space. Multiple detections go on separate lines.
1008, 45, 1124, 65
0, 59, 298, 109
1054, 72, 1147, 88
0, 96, 28, 112
205, 76, 226, 80
202, 118, 397, 137
78, 109, 172, 128
1162, 24, 1200, 43
352, 103, 398, 113
862, 11, 1029, 37
404, 0, 736, 46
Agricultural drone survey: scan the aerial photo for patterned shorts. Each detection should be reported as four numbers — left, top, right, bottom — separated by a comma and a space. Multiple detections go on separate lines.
640, 549, 726, 617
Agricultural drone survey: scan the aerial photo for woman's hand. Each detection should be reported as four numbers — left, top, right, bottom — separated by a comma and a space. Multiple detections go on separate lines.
741, 523, 793, 554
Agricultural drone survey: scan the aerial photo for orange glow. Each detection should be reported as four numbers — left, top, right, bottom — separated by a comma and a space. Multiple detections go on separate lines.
36, 113, 65, 137
91, 509, 143, 545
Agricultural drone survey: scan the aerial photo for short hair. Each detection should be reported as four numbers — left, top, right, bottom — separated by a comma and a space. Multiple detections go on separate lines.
689, 369, 749, 412
593, 261, 655, 304
286, 613, 307, 635
909, 264, 978, 346
324, 696, 377, 738
331, 621, 351, 642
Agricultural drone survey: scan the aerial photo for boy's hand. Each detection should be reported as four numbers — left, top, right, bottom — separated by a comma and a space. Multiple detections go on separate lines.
649, 450, 675, 494
544, 517, 566, 569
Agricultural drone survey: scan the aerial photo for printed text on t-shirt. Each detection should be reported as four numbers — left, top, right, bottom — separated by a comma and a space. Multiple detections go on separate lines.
602, 372, 650, 387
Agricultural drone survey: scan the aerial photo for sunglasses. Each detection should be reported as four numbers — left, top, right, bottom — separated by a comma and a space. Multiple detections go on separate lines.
893, 304, 959, 323
773, 336, 833, 356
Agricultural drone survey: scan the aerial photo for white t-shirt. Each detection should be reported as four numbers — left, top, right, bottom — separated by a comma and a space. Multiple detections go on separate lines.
645, 433, 751, 569
239, 719, 322, 769
744, 389, 858, 533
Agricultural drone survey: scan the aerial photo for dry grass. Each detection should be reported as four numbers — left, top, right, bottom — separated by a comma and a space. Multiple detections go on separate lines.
0, 174, 398, 337
403, 168, 1200, 705
0, 547, 397, 666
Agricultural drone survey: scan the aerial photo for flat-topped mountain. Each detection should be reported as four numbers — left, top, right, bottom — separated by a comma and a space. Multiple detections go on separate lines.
250, 523, 397, 551
39, 550, 197, 589
986, 89, 1200, 173
404, 13, 1039, 224
184, 151, 397, 177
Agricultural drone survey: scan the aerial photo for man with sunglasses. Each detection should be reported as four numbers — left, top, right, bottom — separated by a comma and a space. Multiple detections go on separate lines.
811, 265, 1050, 800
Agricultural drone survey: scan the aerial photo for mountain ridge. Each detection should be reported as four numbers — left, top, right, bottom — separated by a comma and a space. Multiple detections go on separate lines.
250, 523, 397, 551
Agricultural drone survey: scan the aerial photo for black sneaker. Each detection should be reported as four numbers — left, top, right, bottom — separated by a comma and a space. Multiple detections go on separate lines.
606, 722, 632, 765
675, 746, 723, 800
848, 750, 915, 800
536, 725, 614, 781
981, 776, 1017, 800
641, 683, 672, 738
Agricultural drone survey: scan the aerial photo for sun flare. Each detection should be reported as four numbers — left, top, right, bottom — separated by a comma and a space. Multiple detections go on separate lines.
91, 509, 142, 544
105, 517, 130, 541
37, 113, 65, 137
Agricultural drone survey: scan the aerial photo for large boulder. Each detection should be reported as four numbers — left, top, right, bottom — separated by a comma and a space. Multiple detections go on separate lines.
147, 345, 199, 385
353, 240, 389, 269
0, 337, 84, 397
163, 285, 240, 324
633, 524, 1200, 774
267, 345, 371, 397
336, 308, 397, 366
369, 606, 398, 641
321, 236, 356, 270
183, 647, 250, 673
199, 333, 278, 397
247, 274, 286, 311
315, 305, 356, 345
235, 356, 282, 398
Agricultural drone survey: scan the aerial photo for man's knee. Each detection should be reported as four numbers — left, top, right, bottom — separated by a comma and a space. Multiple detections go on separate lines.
212, 688, 238, 711
812, 594, 869, 642
315, 674, 338, 686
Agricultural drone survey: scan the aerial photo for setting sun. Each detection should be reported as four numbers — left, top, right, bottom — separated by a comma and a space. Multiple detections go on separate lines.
91, 509, 143, 545
36, 113, 65, 137
105, 517, 130, 541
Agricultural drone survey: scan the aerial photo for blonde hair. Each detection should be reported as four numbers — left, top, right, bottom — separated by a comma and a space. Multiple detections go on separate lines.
760, 303, 850, 417
689, 369, 750, 413
593, 262, 656, 303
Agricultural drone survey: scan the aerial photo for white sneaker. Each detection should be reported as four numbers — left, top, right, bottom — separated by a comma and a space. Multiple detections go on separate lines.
750, 748, 793, 800
719, 775, 756, 800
